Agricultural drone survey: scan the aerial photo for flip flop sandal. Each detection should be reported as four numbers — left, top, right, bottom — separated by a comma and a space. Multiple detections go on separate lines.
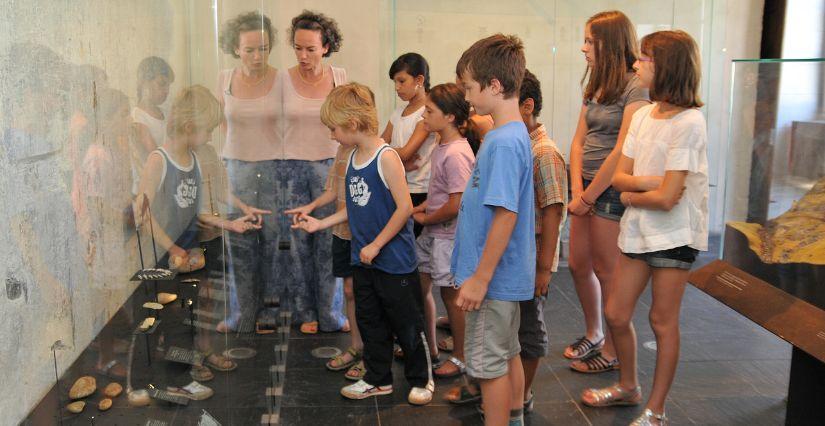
445, 384, 481, 405
433, 356, 466, 379
344, 360, 366, 381
570, 351, 619, 374
204, 354, 237, 372
436, 316, 451, 331
190, 365, 214, 382
437, 336, 454, 352
326, 347, 361, 371
563, 336, 604, 360
300, 321, 319, 334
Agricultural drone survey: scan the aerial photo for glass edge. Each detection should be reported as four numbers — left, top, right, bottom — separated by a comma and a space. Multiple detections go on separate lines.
731, 58, 825, 63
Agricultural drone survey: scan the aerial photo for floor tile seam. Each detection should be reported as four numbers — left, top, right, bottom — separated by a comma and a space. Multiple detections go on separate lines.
545, 364, 594, 426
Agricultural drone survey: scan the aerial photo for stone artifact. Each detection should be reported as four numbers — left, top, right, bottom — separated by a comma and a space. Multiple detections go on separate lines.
728, 177, 825, 265
103, 382, 123, 398
143, 302, 164, 310
138, 317, 156, 332
66, 401, 85, 413
169, 248, 206, 273
98, 398, 112, 411
157, 292, 178, 304
128, 389, 151, 407
69, 376, 96, 399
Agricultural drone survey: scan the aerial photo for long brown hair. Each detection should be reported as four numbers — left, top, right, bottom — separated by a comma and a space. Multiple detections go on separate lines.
581, 11, 638, 104
641, 30, 704, 108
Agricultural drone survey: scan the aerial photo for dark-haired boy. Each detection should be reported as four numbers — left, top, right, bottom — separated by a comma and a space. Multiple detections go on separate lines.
452, 34, 535, 426
517, 69, 568, 412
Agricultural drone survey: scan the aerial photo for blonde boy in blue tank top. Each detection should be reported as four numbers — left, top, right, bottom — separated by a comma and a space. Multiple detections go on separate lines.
293, 82, 434, 406
452, 35, 535, 426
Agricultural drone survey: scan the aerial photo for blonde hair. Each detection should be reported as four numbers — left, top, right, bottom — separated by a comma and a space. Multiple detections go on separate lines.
166, 85, 222, 137
320, 82, 378, 135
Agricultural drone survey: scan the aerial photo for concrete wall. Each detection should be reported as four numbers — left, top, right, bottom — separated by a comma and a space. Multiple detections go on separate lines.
0, 0, 764, 422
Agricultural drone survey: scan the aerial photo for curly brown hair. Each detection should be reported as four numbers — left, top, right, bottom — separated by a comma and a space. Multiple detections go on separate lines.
289, 10, 343, 57
219, 11, 275, 58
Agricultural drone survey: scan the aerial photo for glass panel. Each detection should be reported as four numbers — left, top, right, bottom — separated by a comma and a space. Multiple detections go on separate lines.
1, 1, 733, 424
723, 58, 825, 309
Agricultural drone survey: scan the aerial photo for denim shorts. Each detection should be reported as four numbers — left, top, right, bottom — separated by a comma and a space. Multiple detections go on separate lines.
582, 178, 625, 221
623, 245, 699, 270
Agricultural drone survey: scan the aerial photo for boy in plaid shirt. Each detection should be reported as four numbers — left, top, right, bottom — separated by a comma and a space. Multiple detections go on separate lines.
518, 69, 568, 412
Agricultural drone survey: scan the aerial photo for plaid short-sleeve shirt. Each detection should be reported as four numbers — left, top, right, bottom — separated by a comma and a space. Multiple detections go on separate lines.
530, 124, 568, 270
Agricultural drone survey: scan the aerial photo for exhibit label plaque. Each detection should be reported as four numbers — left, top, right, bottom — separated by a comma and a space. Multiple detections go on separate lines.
689, 260, 825, 362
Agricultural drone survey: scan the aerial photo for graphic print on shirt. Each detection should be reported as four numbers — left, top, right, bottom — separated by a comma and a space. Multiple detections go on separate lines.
349, 176, 371, 207
174, 177, 198, 208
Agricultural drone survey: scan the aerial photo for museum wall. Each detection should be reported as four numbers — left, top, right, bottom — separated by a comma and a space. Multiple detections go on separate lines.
0, 0, 765, 422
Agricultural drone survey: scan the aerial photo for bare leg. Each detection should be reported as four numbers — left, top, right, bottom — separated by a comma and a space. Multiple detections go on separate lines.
645, 267, 689, 415
521, 356, 539, 401
588, 215, 622, 360
604, 255, 650, 391
479, 375, 512, 426
567, 214, 604, 353
441, 286, 465, 361
420, 272, 438, 358
343, 276, 363, 351
509, 355, 525, 412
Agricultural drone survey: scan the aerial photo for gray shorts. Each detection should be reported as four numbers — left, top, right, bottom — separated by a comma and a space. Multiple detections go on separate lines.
518, 296, 548, 359
464, 299, 521, 379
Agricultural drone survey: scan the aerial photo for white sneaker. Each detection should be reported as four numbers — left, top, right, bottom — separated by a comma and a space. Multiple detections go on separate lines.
341, 380, 393, 400
407, 380, 434, 405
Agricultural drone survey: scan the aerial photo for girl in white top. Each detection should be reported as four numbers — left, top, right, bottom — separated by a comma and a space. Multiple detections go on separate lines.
381, 53, 437, 237
581, 31, 709, 426
131, 56, 174, 194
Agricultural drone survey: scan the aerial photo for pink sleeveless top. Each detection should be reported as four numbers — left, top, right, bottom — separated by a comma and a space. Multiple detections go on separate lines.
281, 66, 347, 161
219, 68, 283, 161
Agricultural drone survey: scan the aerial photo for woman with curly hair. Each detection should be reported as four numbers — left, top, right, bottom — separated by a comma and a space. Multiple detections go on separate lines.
215, 11, 278, 334
278, 10, 348, 335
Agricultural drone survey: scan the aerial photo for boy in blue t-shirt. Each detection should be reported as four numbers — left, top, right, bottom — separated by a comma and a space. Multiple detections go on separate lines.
452, 34, 535, 426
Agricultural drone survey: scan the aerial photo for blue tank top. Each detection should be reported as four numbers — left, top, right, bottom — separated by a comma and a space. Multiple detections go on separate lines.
346, 144, 416, 274
152, 148, 201, 249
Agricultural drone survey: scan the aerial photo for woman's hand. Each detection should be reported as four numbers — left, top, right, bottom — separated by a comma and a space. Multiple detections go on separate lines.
412, 212, 427, 225
284, 204, 314, 225
241, 205, 271, 226
402, 153, 421, 172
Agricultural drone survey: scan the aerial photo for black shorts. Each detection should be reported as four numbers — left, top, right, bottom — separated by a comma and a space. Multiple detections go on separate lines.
332, 235, 353, 278
623, 245, 699, 270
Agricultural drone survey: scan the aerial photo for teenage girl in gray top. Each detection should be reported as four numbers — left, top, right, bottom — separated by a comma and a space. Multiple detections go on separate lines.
565, 10, 650, 374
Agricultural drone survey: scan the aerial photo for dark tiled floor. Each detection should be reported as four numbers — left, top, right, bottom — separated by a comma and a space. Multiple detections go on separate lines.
280, 267, 792, 425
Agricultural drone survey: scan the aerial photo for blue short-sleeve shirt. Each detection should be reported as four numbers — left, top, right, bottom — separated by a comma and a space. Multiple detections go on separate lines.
451, 121, 536, 301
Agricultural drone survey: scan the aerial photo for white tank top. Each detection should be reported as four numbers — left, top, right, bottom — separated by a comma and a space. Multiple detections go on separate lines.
388, 104, 436, 193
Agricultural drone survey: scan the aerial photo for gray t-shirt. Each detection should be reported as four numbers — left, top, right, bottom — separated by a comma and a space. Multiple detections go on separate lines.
581, 74, 650, 180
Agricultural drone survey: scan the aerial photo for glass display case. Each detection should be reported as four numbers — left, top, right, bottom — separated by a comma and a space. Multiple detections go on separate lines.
709, 57, 825, 425
721, 58, 825, 309
0, 1, 724, 424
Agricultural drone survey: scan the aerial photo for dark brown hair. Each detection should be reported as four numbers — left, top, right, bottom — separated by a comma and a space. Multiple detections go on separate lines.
582, 11, 638, 104
641, 30, 704, 108
289, 10, 343, 57
519, 69, 542, 117
456, 34, 526, 99
428, 83, 480, 153
219, 12, 275, 58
